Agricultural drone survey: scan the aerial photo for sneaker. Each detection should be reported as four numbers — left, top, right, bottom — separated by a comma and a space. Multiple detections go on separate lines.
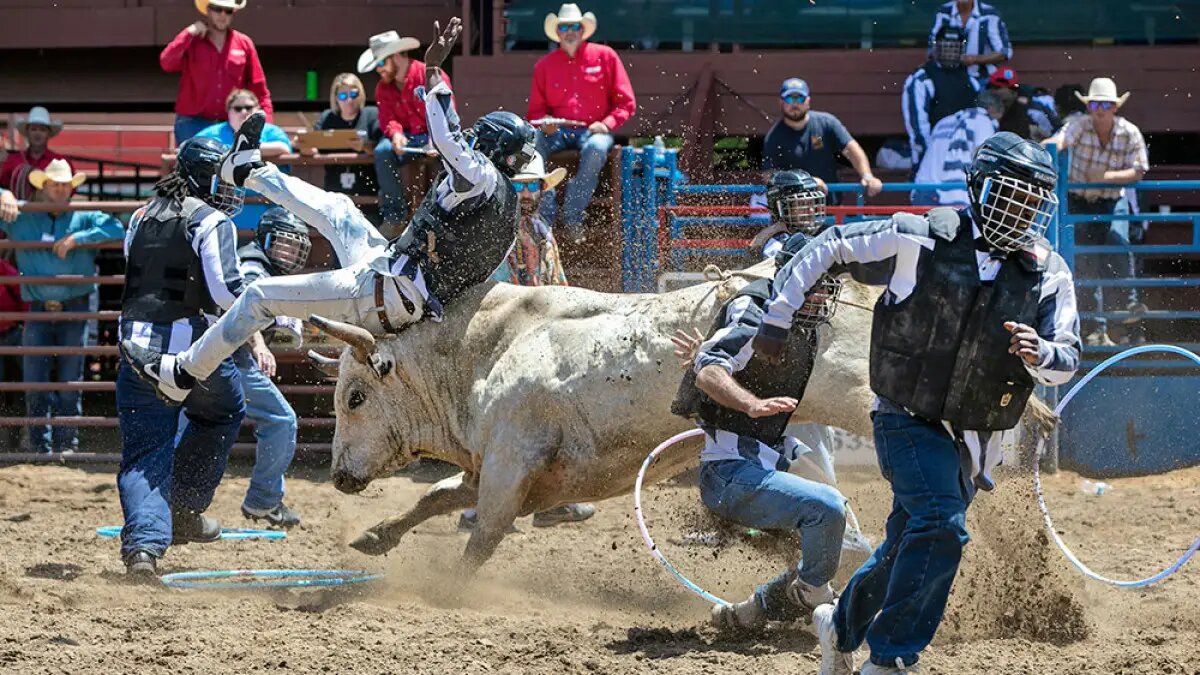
1084, 327, 1115, 347
457, 510, 520, 534
123, 549, 158, 583
171, 509, 222, 545
813, 602, 856, 675
532, 503, 597, 528
242, 502, 301, 529
120, 341, 192, 404
860, 657, 922, 674
710, 593, 766, 630
786, 578, 836, 612
221, 110, 266, 187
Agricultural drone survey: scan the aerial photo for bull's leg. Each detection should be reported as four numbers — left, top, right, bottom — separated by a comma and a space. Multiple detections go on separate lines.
457, 449, 549, 576
349, 472, 477, 556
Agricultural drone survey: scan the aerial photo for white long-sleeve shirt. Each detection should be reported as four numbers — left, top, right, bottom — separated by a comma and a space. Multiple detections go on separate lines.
423, 80, 500, 212
913, 107, 998, 206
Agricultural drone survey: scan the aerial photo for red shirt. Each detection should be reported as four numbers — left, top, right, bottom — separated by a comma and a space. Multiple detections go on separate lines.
0, 148, 69, 200
376, 58, 450, 140
0, 257, 28, 333
160, 28, 273, 122
528, 41, 637, 133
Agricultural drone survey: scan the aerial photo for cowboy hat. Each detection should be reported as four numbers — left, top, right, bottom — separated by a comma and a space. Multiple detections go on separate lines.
515, 152, 567, 190
28, 159, 86, 190
544, 3, 597, 43
15, 106, 64, 139
194, 0, 246, 15
1075, 77, 1130, 107
357, 31, 421, 74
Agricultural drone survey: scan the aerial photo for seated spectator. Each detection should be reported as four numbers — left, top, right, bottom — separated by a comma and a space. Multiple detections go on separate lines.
1045, 78, 1149, 346
0, 161, 124, 453
313, 73, 382, 200
161, 0, 272, 143
194, 89, 293, 230
1, 107, 71, 201
986, 67, 1053, 141
911, 90, 1004, 206
762, 78, 882, 203
902, 26, 980, 168
929, 0, 1012, 88
528, 4, 637, 244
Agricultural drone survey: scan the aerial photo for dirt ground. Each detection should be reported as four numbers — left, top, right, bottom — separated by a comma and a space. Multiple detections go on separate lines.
0, 459, 1197, 675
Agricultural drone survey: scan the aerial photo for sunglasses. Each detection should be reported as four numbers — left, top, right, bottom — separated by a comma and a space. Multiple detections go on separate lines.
511, 180, 542, 193
210, 6, 234, 14
336, 90, 361, 101
1088, 101, 1116, 111
557, 22, 584, 33
229, 104, 256, 113
782, 94, 808, 105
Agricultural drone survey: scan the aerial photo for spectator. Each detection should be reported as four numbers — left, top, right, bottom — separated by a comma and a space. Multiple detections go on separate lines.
0, 255, 27, 387
361, 31, 438, 232
313, 73, 382, 200
528, 3, 637, 244
911, 90, 1004, 206
902, 26, 980, 168
0, 161, 124, 453
929, 0, 1012, 87
1045, 78, 1149, 346
161, 0, 272, 143
986, 67, 1052, 141
194, 89, 293, 230
1, 107, 71, 201
762, 78, 882, 202
491, 152, 570, 287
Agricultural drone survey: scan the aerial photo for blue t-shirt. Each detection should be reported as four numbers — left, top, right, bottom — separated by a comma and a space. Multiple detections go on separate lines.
761, 111, 853, 185
193, 121, 293, 230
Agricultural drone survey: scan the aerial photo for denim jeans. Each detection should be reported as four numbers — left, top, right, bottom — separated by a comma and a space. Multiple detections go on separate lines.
374, 133, 430, 224
534, 128, 615, 239
116, 358, 244, 558
174, 115, 220, 144
834, 412, 973, 668
233, 349, 297, 511
23, 296, 89, 453
1070, 194, 1139, 336
699, 458, 847, 621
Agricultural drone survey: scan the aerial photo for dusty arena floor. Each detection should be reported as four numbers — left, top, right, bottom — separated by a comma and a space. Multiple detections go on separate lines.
0, 461, 1197, 674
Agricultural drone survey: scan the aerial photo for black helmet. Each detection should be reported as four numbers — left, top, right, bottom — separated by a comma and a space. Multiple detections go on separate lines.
766, 170, 826, 235
967, 131, 1058, 252
471, 111, 536, 175
176, 136, 244, 216
255, 207, 311, 274
931, 25, 966, 68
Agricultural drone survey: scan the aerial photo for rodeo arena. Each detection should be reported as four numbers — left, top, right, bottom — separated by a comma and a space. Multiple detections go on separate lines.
3, 0, 1200, 672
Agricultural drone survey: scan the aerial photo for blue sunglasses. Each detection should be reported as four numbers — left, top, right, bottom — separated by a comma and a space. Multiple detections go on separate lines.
511, 180, 541, 193
782, 94, 808, 105
336, 90, 360, 101
557, 22, 584, 33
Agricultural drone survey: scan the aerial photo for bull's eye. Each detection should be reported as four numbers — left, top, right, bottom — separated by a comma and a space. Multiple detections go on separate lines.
348, 390, 367, 410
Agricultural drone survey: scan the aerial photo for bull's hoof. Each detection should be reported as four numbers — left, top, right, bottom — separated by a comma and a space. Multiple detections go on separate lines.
349, 530, 396, 556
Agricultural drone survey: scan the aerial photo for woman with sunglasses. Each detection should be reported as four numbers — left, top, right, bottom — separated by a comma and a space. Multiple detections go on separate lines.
314, 73, 382, 206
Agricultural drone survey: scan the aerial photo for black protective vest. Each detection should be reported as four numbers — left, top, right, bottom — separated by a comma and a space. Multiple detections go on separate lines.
925, 63, 979, 127
671, 279, 819, 446
389, 172, 518, 304
121, 197, 218, 323
870, 208, 1045, 431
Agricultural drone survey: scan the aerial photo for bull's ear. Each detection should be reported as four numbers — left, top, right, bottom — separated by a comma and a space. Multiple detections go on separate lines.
307, 350, 340, 378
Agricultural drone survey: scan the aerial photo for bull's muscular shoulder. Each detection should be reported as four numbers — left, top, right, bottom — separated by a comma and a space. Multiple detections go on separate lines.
891, 206, 962, 242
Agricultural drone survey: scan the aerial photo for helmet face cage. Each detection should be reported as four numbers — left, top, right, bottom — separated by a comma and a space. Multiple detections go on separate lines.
975, 174, 1058, 251
795, 274, 843, 331
776, 190, 827, 235
933, 36, 964, 68
206, 174, 246, 218
262, 230, 311, 274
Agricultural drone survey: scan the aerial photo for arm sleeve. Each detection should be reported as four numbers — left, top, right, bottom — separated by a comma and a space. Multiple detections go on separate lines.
244, 41, 273, 121
364, 107, 383, 143
991, 15, 1013, 59
1127, 125, 1150, 173
929, 7, 946, 45
694, 296, 763, 375
72, 212, 125, 244
188, 210, 246, 310
425, 80, 497, 194
377, 83, 405, 139
828, 115, 854, 154
527, 60, 548, 122
902, 72, 932, 166
262, 125, 293, 151
601, 50, 637, 132
1060, 117, 1082, 149
1026, 253, 1081, 386
159, 28, 194, 73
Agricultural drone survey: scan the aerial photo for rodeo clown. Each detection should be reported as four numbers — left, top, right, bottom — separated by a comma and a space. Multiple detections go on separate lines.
752, 132, 1081, 675
123, 18, 538, 400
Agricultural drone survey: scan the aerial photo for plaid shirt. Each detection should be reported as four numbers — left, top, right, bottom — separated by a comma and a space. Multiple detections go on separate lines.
1061, 115, 1148, 201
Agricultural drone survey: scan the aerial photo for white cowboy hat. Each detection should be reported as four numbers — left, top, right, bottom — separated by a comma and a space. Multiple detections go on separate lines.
15, 106, 64, 138
544, 3, 597, 43
28, 159, 86, 190
515, 152, 567, 190
194, 0, 246, 15
1075, 77, 1130, 107
357, 31, 421, 74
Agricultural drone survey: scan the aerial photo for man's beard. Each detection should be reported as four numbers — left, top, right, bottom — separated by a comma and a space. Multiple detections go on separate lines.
519, 196, 542, 218
783, 109, 808, 123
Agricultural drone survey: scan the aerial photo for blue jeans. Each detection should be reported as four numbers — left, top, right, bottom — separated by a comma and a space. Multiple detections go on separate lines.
699, 458, 847, 621
116, 358, 244, 558
534, 128, 615, 239
22, 297, 89, 453
1070, 194, 1139, 336
834, 413, 973, 668
374, 133, 430, 224
174, 115, 220, 144
233, 349, 297, 511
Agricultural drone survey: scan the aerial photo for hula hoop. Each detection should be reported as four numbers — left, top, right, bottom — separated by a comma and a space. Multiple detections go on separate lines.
95, 526, 287, 540
1034, 343, 1200, 588
160, 568, 383, 590
633, 427, 731, 607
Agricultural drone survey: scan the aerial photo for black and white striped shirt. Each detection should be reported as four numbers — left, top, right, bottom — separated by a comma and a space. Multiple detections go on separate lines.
901, 64, 981, 166
929, 1, 1012, 83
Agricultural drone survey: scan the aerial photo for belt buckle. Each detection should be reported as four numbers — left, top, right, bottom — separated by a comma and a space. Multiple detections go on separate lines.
43, 300, 64, 312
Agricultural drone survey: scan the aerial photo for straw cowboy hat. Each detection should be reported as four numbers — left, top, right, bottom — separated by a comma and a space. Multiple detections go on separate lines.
28, 159, 87, 190
15, 106, 64, 138
515, 153, 567, 190
1075, 77, 1130, 108
194, 0, 246, 15
544, 3, 597, 43
357, 31, 421, 74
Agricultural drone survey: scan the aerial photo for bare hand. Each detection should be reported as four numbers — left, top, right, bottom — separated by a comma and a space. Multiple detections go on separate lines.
391, 133, 409, 154
587, 121, 610, 135
670, 326, 706, 370
861, 174, 883, 197
424, 17, 462, 68
746, 396, 798, 418
960, 54, 978, 66
813, 176, 829, 195
253, 343, 278, 377
0, 191, 17, 223
52, 234, 78, 259
541, 123, 560, 137
1004, 321, 1042, 365
188, 20, 208, 37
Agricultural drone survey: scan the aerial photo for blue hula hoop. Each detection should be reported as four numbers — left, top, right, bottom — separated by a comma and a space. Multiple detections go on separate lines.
1034, 343, 1200, 588
95, 526, 287, 540
161, 569, 384, 590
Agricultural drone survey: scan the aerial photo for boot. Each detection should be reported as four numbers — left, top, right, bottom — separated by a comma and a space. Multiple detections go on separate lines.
171, 508, 222, 544
124, 549, 158, 583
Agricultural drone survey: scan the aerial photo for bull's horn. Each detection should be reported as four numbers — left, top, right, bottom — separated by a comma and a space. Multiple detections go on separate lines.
307, 349, 340, 378
309, 314, 376, 364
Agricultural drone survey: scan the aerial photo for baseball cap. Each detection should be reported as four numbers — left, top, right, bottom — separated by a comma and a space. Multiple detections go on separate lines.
987, 67, 1019, 89
780, 78, 810, 99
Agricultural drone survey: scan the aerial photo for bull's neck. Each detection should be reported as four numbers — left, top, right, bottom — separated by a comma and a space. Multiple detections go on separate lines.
386, 339, 473, 468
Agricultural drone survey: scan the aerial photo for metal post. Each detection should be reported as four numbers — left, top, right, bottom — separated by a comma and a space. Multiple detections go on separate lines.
620, 147, 638, 292
640, 144, 659, 292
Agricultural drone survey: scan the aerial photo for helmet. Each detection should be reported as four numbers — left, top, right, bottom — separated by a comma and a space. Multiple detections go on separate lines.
176, 137, 244, 216
931, 26, 965, 69
967, 132, 1059, 252
471, 111, 537, 175
765, 170, 826, 235
775, 231, 842, 331
255, 207, 311, 274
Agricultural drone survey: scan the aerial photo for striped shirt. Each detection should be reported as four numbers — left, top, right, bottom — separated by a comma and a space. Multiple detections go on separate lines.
913, 107, 998, 206
1058, 115, 1149, 201
901, 63, 980, 166
929, 1, 1012, 83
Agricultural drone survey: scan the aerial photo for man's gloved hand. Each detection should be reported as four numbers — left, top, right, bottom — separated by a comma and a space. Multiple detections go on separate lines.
752, 322, 789, 363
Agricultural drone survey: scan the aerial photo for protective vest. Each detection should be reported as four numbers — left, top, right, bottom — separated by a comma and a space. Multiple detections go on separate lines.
121, 197, 218, 324
389, 173, 518, 304
671, 279, 819, 446
925, 63, 978, 128
870, 208, 1045, 431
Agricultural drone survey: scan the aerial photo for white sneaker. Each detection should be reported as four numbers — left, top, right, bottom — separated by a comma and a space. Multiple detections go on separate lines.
813, 602, 856, 675
220, 110, 265, 187
860, 657, 921, 674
